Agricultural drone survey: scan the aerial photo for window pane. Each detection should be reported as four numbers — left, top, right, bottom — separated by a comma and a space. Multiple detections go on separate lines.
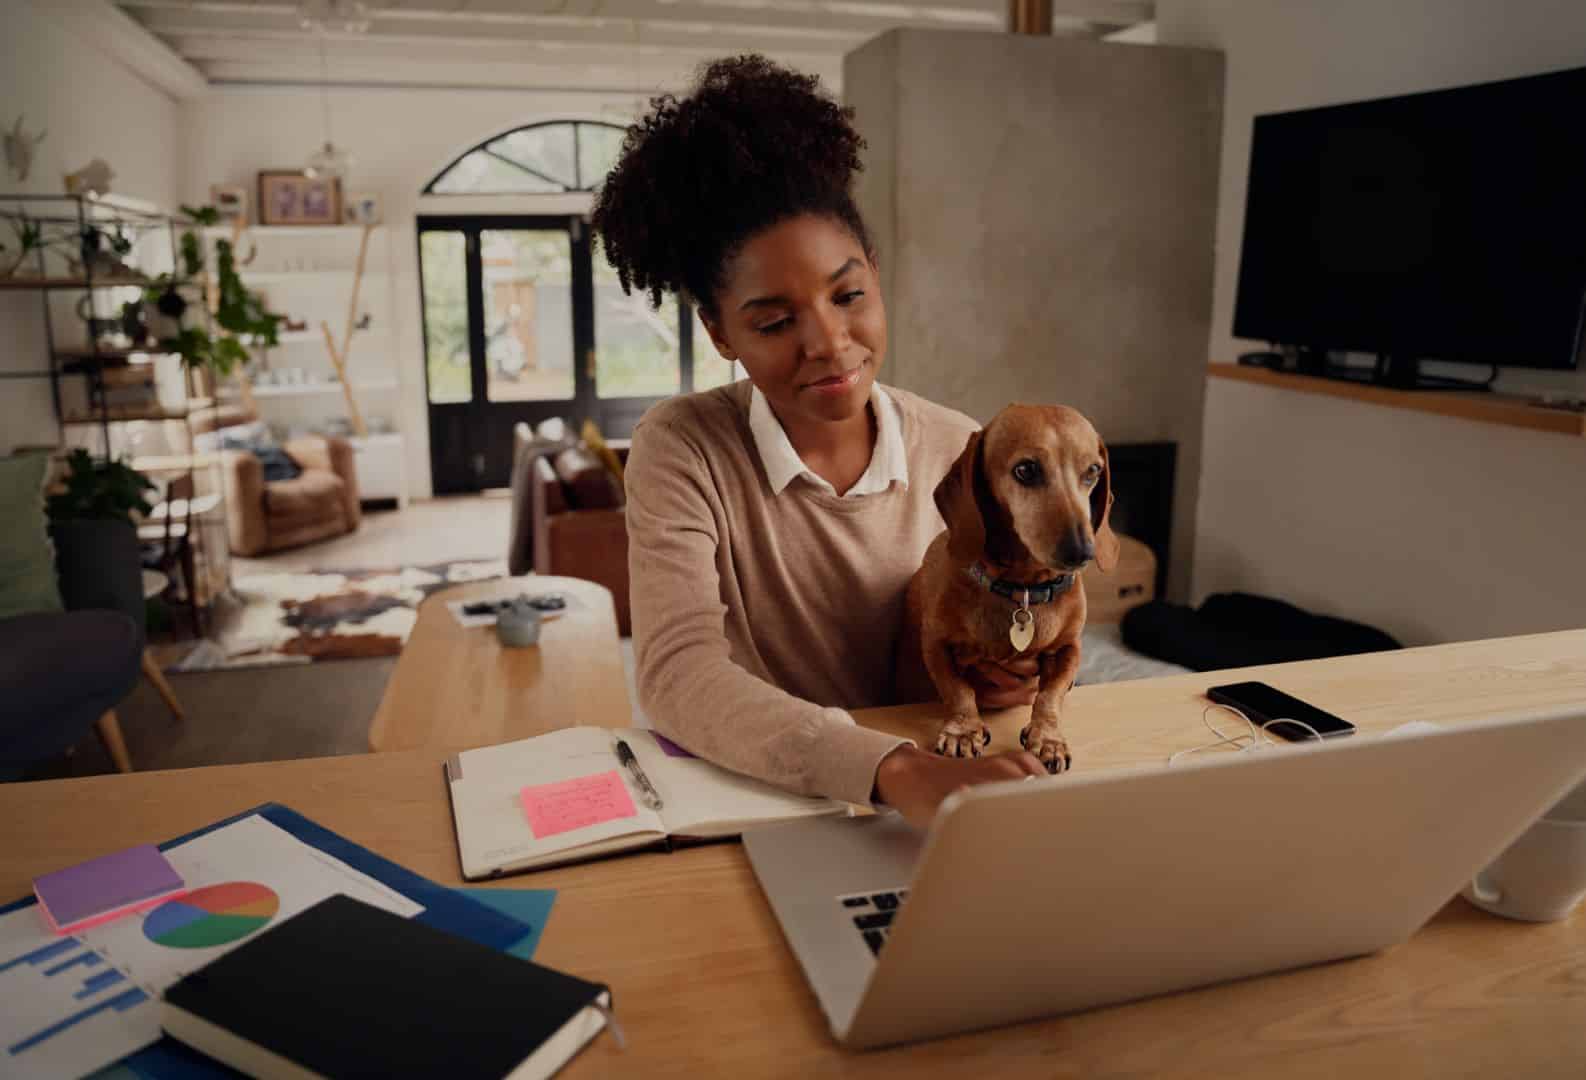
491, 126, 577, 189
692, 309, 737, 390
420, 231, 471, 405
482, 230, 575, 403
578, 124, 626, 190
431, 150, 561, 194
593, 236, 680, 399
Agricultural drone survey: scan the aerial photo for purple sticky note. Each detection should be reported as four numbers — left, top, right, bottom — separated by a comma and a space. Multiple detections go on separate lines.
652, 732, 696, 759
33, 844, 185, 935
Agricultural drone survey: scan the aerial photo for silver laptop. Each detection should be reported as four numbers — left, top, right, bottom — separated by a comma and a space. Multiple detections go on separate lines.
743, 707, 1586, 1050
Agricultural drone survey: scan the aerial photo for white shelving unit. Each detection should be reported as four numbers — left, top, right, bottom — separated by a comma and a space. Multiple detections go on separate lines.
204, 223, 407, 505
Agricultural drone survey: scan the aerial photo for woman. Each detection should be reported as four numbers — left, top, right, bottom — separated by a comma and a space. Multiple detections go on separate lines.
593, 55, 1046, 827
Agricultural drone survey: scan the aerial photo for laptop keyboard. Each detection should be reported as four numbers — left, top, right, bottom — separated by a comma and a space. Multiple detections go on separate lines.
838, 889, 909, 956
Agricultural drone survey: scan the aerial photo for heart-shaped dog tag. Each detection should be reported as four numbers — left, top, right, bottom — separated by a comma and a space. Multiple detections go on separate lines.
1010, 607, 1035, 653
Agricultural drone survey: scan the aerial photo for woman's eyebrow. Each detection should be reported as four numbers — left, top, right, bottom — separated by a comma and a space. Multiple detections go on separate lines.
738, 257, 863, 312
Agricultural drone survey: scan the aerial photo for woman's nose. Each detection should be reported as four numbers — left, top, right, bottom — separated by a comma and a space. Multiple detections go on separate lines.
800, 303, 847, 360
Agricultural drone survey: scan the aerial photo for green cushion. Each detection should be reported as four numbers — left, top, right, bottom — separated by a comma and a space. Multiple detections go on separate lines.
0, 452, 64, 618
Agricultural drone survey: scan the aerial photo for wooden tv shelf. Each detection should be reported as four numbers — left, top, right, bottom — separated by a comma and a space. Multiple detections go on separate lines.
1207, 362, 1586, 438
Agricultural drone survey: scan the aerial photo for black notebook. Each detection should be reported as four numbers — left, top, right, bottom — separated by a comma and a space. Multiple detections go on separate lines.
161, 894, 612, 1080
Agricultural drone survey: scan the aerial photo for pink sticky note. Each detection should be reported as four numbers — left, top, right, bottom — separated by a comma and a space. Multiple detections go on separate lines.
520, 770, 638, 840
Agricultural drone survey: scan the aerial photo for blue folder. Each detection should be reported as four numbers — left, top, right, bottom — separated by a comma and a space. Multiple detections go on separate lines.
1, 802, 540, 1079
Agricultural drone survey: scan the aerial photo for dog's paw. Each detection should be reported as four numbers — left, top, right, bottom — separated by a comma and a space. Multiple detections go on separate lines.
1019, 725, 1072, 775
935, 717, 992, 759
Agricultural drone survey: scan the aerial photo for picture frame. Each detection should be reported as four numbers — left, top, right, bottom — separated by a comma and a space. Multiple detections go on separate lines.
257, 171, 343, 227
210, 184, 248, 223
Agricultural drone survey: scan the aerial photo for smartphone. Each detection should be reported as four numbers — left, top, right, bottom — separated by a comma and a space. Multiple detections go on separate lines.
1205, 681, 1356, 742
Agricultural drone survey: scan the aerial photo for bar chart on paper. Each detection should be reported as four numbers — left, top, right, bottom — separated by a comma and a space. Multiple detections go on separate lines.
0, 911, 153, 1080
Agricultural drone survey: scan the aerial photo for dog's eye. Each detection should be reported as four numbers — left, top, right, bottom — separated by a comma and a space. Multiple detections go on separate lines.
1082, 464, 1102, 486
1012, 460, 1044, 487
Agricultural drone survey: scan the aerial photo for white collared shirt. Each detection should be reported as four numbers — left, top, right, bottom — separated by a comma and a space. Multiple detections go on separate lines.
748, 381, 909, 498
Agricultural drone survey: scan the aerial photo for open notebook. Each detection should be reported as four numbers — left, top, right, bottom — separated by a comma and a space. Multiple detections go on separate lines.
445, 727, 850, 879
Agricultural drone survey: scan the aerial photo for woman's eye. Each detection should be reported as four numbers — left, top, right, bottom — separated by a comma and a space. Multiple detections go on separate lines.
835, 290, 864, 306
1012, 460, 1044, 486
755, 317, 791, 335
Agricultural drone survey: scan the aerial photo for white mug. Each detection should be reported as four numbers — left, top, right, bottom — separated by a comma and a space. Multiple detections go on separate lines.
1463, 777, 1586, 922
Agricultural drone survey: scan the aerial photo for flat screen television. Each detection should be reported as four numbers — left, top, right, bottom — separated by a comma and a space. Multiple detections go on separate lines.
1232, 65, 1586, 388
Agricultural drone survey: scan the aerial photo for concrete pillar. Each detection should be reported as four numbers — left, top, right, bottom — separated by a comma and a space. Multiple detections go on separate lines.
845, 29, 1223, 600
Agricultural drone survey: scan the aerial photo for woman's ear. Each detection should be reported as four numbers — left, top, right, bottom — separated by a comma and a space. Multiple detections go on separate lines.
1091, 438, 1120, 573
935, 431, 986, 566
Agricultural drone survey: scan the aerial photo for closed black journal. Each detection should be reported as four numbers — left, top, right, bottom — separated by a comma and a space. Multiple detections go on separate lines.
161, 894, 612, 1079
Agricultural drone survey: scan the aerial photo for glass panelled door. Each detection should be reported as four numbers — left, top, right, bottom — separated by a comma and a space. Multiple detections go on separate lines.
418, 215, 735, 493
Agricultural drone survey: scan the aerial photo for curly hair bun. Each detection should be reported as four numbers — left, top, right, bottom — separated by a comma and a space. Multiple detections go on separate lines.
591, 54, 870, 315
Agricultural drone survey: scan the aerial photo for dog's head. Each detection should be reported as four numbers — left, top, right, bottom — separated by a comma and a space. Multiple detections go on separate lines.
935, 404, 1119, 574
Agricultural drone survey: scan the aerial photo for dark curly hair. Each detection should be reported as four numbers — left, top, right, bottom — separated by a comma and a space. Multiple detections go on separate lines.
591, 55, 872, 319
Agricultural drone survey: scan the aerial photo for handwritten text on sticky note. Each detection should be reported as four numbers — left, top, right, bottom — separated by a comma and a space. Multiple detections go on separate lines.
520, 771, 638, 839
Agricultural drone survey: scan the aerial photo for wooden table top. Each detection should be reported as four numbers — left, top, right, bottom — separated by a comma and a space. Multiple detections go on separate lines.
6, 630, 1586, 1077
366, 575, 631, 753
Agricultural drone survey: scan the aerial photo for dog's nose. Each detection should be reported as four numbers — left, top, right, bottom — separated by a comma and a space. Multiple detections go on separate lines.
1057, 531, 1095, 569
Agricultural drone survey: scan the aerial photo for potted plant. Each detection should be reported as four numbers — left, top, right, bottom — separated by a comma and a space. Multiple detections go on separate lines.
146, 204, 282, 392
45, 449, 155, 617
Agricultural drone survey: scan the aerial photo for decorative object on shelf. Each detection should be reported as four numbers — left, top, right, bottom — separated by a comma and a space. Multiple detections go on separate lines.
70, 222, 140, 280
210, 184, 248, 223
4, 115, 46, 182
318, 223, 375, 436
75, 294, 126, 343
63, 157, 115, 197
345, 191, 381, 225
258, 170, 342, 226
120, 299, 149, 345
0, 210, 46, 278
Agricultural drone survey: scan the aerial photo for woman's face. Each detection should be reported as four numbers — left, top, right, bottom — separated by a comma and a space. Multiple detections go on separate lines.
702, 214, 886, 430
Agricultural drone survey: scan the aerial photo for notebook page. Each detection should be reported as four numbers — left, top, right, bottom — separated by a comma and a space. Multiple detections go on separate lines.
451, 727, 665, 875
619, 730, 847, 837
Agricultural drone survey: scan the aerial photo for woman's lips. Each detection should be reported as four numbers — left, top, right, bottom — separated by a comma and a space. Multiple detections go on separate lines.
805, 368, 861, 394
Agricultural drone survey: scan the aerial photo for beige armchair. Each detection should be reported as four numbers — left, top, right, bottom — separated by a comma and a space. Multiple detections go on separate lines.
187, 406, 360, 557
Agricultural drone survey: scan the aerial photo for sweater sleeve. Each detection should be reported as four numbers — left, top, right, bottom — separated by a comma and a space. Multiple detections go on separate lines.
625, 413, 913, 805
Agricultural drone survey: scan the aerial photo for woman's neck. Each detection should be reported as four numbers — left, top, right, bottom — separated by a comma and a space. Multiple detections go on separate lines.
775, 399, 878, 496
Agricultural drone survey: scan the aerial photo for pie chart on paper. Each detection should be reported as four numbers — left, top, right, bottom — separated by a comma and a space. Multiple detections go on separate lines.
143, 882, 280, 948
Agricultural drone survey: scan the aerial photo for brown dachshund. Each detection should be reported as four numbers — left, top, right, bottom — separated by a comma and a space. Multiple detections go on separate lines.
897, 404, 1118, 774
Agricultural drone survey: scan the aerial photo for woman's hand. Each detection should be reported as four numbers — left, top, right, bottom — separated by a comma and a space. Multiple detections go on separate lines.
966, 655, 1041, 710
872, 744, 1047, 828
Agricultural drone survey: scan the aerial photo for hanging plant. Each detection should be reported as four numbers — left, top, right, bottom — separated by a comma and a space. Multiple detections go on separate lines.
143, 204, 282, 379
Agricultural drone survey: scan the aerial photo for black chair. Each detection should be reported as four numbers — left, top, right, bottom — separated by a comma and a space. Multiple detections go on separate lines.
0, 520, 147, 778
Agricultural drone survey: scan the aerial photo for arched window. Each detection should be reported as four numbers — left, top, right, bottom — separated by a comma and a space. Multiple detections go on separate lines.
424, 121, 627, 195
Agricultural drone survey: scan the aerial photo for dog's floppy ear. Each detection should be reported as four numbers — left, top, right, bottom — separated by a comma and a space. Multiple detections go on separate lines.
935, 430, 986, 565
1092, 437, 1120, 573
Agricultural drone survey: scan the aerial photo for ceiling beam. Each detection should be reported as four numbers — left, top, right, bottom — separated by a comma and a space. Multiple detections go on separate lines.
41, 0, 210, 100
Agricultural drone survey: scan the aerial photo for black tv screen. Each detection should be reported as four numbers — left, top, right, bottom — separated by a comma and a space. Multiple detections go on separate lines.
1233, 66, 1586, 370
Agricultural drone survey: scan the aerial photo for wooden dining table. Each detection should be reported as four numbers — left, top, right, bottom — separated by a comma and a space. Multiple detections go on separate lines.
6, 627, 1586, 1076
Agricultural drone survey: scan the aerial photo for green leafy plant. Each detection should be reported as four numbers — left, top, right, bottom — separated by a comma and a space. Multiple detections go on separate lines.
1, 212, 48, 276
45, 449, 156, 525
160, 325, 250, 378
144, 204, 282, 376
214, 238, 281, 346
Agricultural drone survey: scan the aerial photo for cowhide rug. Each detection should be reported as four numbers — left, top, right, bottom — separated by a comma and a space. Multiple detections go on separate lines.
173, 560, 505, 672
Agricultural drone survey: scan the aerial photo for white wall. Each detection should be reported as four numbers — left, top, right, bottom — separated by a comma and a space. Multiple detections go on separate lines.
0, 3, 182, 453
1158, 0, 1586, 645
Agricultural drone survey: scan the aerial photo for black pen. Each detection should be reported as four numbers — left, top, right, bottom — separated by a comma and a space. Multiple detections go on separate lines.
615, 738, 664, 810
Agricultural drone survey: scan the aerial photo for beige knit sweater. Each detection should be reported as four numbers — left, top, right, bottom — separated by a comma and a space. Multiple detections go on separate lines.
626, 380, 978, 805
